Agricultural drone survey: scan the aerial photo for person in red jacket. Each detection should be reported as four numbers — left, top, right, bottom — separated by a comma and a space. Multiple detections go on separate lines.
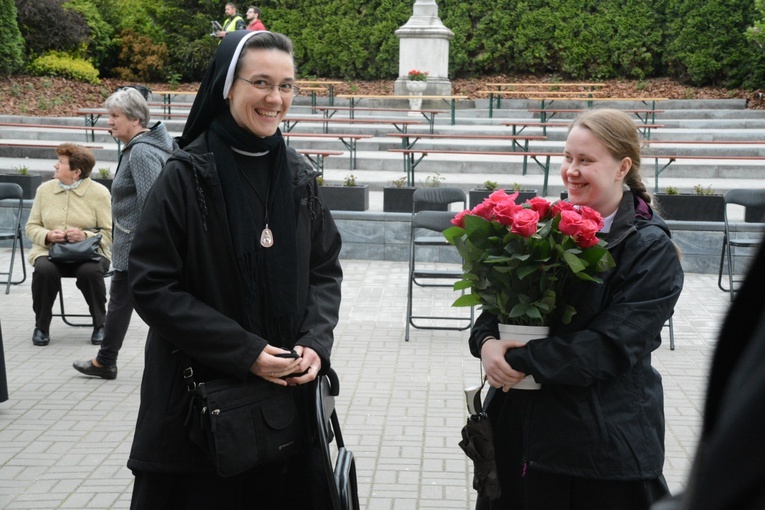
245, 6, 266, 31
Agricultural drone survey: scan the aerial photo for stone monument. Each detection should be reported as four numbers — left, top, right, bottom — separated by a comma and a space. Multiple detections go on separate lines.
394, 0, 453, 97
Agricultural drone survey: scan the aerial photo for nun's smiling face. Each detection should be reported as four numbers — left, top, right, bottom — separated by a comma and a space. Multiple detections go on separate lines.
228, 49, 295, 138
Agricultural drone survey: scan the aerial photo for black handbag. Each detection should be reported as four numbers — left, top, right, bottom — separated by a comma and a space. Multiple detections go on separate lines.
183, 368, 304, 478
48, 234, 102, 263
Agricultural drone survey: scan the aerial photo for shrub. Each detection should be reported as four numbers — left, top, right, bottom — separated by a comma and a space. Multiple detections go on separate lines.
27, 51, 101, 84
65, 0, 117, 74
15, 0, 90, 56
113, 29, 168, 82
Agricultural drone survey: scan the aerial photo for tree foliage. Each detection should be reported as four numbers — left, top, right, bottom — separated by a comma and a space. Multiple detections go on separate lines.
0, 0, 25, 75
7, 0, 765, 87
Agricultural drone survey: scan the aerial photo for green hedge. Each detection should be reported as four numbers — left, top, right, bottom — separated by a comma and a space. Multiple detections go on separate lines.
0, 0, 25, 75
8, 0, 765, 87
27, 52, 101, 84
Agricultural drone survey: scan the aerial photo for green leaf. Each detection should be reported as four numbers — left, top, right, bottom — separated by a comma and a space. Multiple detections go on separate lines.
452, 294, 481, 307
562, 251, 587, 273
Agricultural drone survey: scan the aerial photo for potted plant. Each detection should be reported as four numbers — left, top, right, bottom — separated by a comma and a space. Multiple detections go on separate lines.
469, 181, 538, 208
654, 184, 725, 221
383, 176, 416, 213
405, 69, 428, 110
317, 174, 369, 211
0, 165, 43, 199
92, 167, 113, 191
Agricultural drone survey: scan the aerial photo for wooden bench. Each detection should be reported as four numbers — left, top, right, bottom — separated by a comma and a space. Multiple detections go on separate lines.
296, 149, 344, 176
336, 94, 470, 126
481, 82, 607, 115
151, 90, 197, 114
385, 133, 548, 183
528, 108, 665, 126
0, 140, 105, 150
146, 100, 195, 114
282, 116, 422, 135
315, 106, 448, 134
646, 154, 765, 193
0, 121, 113, 144
295, 86, 328, 113
388, 148, 562, 194
295, 80, 343, 106
77, 108, 188, 131
283, 133, 373, 170
500, 120, 571, 136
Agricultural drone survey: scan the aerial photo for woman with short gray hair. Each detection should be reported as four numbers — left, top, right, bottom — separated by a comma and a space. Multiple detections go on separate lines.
73, 87, 174, 380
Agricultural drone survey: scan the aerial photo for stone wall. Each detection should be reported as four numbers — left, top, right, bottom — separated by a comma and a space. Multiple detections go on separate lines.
3, 202, 762, 275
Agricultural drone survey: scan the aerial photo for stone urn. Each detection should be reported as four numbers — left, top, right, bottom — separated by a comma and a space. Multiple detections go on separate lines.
405, 80, 427, 110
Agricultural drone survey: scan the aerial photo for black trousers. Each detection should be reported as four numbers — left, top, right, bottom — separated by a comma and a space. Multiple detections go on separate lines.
484, 391, 669, 510
31, 257, 110, 332
130, 450, 331, 510
96, 270, 133, 366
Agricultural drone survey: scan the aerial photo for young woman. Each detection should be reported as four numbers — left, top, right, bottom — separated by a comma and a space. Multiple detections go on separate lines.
471, 109, 684, 510
126, 31, 342, 509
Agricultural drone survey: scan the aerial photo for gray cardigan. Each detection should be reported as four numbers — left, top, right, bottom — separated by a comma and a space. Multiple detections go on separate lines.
111, 122, 174, 271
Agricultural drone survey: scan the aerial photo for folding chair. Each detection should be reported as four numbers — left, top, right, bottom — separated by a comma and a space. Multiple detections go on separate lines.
405, 187, 473, 341
717, 189, 765, 302
0, 183, 27, 295
52, 270, 113, 327
315, 368, 360, 510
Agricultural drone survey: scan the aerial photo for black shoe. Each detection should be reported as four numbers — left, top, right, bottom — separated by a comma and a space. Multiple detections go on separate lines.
91, 326, 105, 345
32, 328, 50, 346
72, 359, 117, 380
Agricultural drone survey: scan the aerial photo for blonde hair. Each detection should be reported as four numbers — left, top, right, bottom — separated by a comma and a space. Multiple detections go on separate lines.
569, 109, 651, 204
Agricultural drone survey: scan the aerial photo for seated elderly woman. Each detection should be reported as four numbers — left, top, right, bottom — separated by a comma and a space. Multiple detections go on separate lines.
25, 143, 112, 347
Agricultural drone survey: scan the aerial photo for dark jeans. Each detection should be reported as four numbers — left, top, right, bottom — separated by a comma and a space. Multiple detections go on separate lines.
32, 257, 110, 332
96, 270, 133, 367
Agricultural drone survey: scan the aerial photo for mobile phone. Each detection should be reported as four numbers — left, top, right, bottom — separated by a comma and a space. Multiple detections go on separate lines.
275, 350, 299, 359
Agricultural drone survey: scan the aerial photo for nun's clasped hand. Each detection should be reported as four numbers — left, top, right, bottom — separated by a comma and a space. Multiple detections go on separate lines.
251, 344, 321, 386
480, 338, 527, 392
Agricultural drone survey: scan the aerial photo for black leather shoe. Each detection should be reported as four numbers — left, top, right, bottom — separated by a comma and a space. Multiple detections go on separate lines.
32, 328, 50, 346
72, 359, 117, 380
91, 326, 105, 345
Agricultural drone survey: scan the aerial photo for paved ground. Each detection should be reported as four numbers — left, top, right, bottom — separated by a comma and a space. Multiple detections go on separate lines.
0, 247, 731, 509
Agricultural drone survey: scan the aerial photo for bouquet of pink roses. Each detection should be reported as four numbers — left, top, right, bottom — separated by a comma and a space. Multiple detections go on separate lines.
443, 190, 616, 326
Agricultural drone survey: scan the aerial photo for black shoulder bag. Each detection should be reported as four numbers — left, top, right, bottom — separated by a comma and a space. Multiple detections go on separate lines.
182, 357, 304, 477
48, 233, 102, 263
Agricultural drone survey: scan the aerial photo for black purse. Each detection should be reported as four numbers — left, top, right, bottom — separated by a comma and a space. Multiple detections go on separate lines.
48, 234, 102, 263
183, 363, 304, 478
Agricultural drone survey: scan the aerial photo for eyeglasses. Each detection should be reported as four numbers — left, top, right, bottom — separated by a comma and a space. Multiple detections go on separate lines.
237, 77, 300, 97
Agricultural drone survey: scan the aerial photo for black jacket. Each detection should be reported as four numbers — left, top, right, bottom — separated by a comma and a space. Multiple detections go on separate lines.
470, 192, 683, 480
126, 135, 342, 473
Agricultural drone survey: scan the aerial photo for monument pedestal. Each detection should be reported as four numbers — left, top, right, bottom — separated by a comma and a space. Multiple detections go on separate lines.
394, 0, 453, 97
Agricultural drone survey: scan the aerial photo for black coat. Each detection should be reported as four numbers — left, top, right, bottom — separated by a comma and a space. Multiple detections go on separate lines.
470, 192, 683, 480
670, 239, 765, 510
126, 135, 343, 473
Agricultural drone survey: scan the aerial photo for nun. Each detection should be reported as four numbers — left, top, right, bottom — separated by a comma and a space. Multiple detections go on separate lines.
125, 30, 343, 509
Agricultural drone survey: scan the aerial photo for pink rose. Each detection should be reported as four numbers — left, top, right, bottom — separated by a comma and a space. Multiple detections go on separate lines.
526, 197, 552, 219
487, 189, 519, 206
558, 209, 584, 236
578, 206, 605, 231
552, 200, 576, 217
494, 200, 523, 226
451, 209, 470, 228
510, 208, 540, 237
574, 219, 601, 248
472, 202, 494, 221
